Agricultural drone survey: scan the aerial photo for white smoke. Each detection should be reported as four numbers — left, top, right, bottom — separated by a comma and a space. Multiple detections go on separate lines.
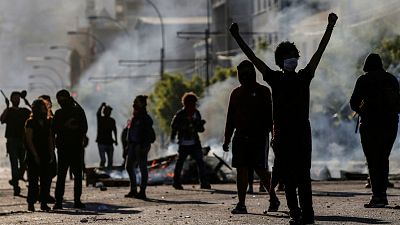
197, 0, 400, 179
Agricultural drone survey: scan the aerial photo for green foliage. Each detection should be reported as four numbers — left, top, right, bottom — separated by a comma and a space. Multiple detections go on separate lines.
375, 36, 400, 69
149, 73, 204, 135
210, 66, 236, 85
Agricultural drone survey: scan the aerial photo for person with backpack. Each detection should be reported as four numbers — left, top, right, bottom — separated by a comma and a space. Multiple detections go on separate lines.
125, 95, 155, 199
350, 53, 400, 208
171, 92, 211, 190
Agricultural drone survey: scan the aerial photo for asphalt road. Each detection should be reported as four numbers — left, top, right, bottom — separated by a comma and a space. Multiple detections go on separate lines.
0, 177, 400, 225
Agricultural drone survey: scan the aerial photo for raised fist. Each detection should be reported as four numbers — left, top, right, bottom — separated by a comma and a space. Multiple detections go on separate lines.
229, 23, 239, 35
328, 13, 338, 26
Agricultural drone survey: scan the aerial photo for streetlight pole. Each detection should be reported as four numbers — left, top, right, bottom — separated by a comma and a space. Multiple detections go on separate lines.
145, 0, 165, 80
33, 65, 65, 89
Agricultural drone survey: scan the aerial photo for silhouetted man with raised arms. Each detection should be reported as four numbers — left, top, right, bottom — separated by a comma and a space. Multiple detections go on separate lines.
230, 13, 338, 225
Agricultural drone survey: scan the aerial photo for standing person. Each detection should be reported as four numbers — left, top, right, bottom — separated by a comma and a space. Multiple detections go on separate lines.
222, 60, 279, 214
96, 102, 118, 169
120, 123, 129, 167
38, 95, 56, 204
171, 92, 210, 190
229, 13, 337, 224
52, 90, 88, 209
25, 99, 54, 212
0, 91, 31, 196
350, 53, 400, 208
125, 95, 155, 199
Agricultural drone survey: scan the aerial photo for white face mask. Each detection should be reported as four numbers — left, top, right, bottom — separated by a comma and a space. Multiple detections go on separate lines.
283, 58, 298, 72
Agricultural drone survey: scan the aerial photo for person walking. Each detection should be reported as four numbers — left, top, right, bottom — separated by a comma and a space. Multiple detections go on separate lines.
171, 92, 210, 190
96, 102, 118, 169
350, 53, 400, 208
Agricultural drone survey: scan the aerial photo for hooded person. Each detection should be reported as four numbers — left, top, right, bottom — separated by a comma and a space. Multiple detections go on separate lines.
350, 53, 400, 208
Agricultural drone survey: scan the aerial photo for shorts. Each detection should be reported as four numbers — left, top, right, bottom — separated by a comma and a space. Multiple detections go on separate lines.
231, 136, 268, 169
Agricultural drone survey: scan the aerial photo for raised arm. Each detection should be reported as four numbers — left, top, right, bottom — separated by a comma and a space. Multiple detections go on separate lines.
307, 13, 338, 73
229, 23, 272, 75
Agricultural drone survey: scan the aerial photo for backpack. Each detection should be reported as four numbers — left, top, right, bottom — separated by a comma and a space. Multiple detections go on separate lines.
148, 126, 156, 144
361, 73, 400, 116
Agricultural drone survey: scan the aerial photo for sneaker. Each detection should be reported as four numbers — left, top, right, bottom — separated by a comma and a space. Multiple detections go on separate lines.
173, 183, 184, 190
13, 186, 21, 196
124, 191, 137, 198
266, 199, 280, 213
200, 183, 211, 189
231, 203, 247, 214
289, 217, 302, 225
365, 182, 371, 188
47, 195, 56, 204
53, 202, 63, 210
74, 201, 86, 209
28, 204, 35, 212
247, 186, 254, 194
136, 191, 147, 200
277, 183, 285, 192
40, 204, 51, 212
364, 198, 387, 208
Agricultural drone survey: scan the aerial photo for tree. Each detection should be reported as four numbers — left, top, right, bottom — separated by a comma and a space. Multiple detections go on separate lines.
149, 73, 204, 136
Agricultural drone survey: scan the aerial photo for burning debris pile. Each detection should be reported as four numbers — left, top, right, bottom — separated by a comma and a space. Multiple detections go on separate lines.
86, 147, 234, 187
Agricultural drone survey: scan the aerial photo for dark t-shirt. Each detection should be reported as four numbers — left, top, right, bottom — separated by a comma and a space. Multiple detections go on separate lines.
96, 116, 116, 145
53, 105, 88, 148
3, 107, 31, 139
225, 83, 272, 138
263, 66, 314, 127
350, 70, 400, 124
25, 118, 51, 160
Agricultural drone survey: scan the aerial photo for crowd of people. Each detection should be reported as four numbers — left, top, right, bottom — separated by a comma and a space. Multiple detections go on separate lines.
2, 12, 400, 225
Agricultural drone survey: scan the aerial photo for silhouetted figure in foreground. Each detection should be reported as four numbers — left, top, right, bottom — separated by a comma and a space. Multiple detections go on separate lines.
25, 99, 54, 212
350, 53, 400, 208
0, 91, 31, 196
96, 102, 118, 169
223, 60, 279, 214
53, 90, 88, 210
171, 92, 210, 190
229, 12, 337, 224
125, 95, 155, 199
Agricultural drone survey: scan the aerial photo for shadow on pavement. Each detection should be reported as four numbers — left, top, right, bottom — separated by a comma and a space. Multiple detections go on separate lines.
316, 215, 389, 224
143, 198, 215, 205
51, 202, 141, 215
312, 191, 370, 197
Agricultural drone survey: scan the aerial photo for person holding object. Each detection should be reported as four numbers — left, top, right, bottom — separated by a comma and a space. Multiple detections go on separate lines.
0, 91, 31, 196
229, 13, 337, 225
223, 60, 279, 215
171, 92, 211, 190
350, 53, 400, 208
96, 102, 118, 169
